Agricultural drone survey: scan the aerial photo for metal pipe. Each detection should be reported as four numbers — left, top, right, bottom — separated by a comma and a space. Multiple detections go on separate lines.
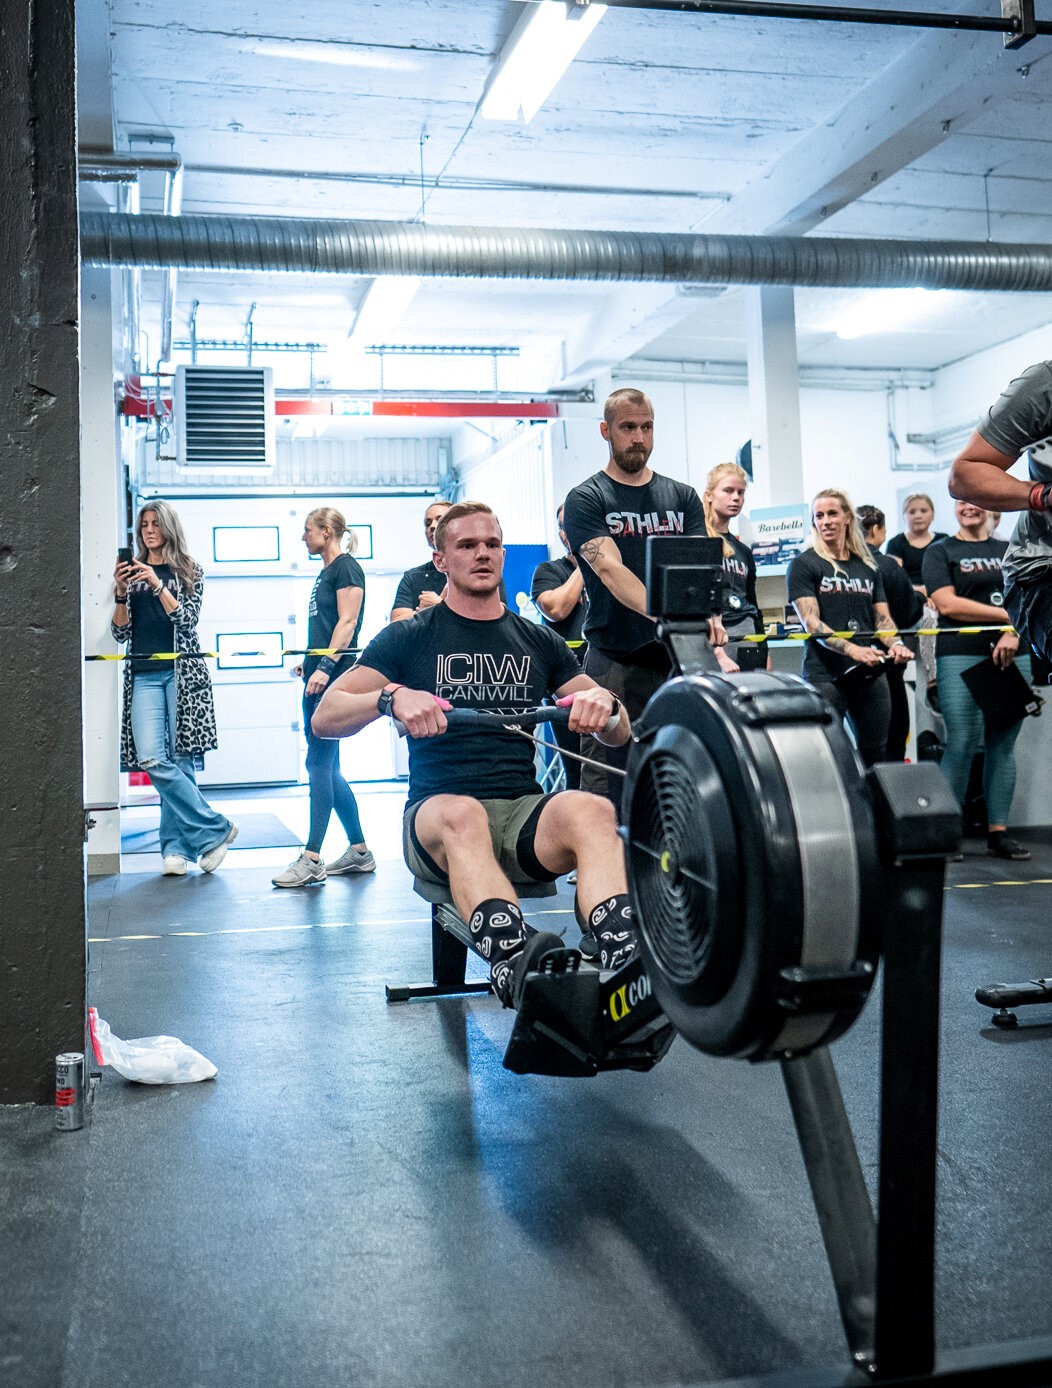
81, 211, 1052, 294
590, 0, 1050, 37
78, 152, 182, 179
188, 299, 200, 364
159, 161, 183, 363
115, 185, 141, 373
78, 152, 185, 366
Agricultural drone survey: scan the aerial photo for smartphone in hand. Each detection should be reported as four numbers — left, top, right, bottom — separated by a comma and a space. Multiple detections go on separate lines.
117, 547, 133, 565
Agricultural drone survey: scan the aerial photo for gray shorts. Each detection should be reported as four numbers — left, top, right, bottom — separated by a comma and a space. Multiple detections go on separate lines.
403, 793, 558, 887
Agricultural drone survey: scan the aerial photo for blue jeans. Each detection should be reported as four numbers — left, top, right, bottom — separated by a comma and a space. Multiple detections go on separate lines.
130, 669, 231, 859
936, 651, 1032, 827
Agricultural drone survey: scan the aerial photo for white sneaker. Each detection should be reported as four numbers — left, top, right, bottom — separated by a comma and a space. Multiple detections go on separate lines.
162, 855, 187, 876
326, 846, 377, 875
272, 852, 327, 889
199, 821, 238, 874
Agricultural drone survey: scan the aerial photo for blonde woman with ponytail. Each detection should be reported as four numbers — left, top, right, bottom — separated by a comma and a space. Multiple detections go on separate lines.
787, 489, 913, 767
702, 462, 766, 672
273, 507, 375, 888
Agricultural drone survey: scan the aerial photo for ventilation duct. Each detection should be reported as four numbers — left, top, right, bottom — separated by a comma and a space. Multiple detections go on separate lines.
81, 211, 1052, 294
175, 365, 275, 473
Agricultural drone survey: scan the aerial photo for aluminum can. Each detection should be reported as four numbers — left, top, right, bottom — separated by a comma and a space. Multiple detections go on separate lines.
55, 1052, 85, 1131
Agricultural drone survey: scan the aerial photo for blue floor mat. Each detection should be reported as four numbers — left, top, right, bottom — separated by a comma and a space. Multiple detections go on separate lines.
120, 811, 301, 854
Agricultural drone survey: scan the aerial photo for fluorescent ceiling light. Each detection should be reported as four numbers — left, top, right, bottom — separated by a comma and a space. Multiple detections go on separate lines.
481, 1, 607, 124
833, 288, 946, 340
347, 276, 421, 345
251, 40, 417, 71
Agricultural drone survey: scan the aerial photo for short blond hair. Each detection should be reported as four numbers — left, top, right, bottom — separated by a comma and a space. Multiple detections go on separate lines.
433, 501, 500, 552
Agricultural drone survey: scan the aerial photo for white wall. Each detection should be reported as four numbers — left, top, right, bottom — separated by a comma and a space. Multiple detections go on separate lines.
80, 268, 125, 874
454, 420, 553, 546
933, 321, 1052, 437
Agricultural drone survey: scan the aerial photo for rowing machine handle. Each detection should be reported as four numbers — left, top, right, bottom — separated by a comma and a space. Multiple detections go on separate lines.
392, 704, 574, 737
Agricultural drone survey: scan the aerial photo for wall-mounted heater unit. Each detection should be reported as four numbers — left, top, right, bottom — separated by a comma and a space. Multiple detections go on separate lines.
175, 365, 275, 473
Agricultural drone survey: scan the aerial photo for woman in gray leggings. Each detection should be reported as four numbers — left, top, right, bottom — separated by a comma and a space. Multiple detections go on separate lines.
923, 499, 1031, 861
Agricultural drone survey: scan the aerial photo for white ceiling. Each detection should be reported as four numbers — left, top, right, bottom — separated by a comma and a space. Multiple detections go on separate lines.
76, 1, 1052, 391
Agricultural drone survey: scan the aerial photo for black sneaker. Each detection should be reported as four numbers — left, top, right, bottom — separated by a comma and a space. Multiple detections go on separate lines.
986, 833, 1031, 861
577, 931, 600, 961
493, 932, 580, 1010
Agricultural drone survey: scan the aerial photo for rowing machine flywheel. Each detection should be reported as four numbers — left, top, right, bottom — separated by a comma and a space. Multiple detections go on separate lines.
624, 671, 882, 1061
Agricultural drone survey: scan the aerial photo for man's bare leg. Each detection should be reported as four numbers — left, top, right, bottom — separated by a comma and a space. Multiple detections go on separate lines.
531, 790, 625, 917
412, 794, 515, 922
532, 791, 636, 969
412, 795, 569, 1004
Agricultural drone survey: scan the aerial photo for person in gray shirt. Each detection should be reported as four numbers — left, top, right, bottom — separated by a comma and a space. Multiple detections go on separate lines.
949, 360, 1052, 663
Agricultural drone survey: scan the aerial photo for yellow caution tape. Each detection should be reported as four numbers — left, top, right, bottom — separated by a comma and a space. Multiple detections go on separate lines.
85, 625, 1021, 662
738, 625, 1016, 643
85, 646, 363, 662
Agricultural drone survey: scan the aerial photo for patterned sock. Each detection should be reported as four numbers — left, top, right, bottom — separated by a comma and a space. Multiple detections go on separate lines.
588, 894, 637, 971
467, 898, 531, 1006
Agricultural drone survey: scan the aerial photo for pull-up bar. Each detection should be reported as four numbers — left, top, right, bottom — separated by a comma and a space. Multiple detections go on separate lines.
583, 0, 1045, 50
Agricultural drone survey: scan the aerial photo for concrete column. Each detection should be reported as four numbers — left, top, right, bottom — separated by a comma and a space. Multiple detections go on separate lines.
745, 287, 805, 507
81, 268, 125, 876
0, 0, 86, 1104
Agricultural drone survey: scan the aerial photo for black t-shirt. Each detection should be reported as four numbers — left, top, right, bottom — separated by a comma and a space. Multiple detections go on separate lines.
712, 531, 762, 632
393, 558, 507, 612
305, 553, 366, 681
921, 537, 1008, 657
562, 470, 705, 657
977, 360, 1052, 586
393, 559, 444, 612
885, 532, 948, 587
530, 555, 587, 643
869, 545, 923, 632
356, 604, 581, 805
787, 549, 886, 682
129, 564, 176, 674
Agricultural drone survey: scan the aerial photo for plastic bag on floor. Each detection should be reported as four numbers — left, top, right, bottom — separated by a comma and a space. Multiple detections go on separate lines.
88, 1007, 217, 1084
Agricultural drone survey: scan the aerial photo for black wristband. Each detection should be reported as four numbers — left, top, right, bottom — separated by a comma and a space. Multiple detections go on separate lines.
317, 656, 337, 677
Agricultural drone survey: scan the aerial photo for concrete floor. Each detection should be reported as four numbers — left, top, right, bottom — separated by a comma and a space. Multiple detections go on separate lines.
2, 788, 1051, 1388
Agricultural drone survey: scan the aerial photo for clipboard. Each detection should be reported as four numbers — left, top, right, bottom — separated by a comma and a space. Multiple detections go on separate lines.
960, 658, 1041, 731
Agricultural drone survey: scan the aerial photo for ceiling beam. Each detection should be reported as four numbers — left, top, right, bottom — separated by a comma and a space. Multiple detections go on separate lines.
702, 27, 1052, 237
554, 24, 1052, 385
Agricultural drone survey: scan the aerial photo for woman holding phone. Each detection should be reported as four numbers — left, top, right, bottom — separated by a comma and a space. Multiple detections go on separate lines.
111, 501, 236, 876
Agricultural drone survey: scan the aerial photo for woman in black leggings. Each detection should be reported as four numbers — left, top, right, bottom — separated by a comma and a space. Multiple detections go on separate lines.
787, 489, 914, 766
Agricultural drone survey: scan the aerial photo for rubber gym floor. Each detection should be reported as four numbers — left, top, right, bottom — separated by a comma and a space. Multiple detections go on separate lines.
3, 788, 1050, 1388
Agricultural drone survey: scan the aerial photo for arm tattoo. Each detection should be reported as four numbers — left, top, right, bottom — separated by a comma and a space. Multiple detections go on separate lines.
795, 597, 849, 653
873, 605, 899, 648
578, 537, 605, 568
815, 623, 850, 654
